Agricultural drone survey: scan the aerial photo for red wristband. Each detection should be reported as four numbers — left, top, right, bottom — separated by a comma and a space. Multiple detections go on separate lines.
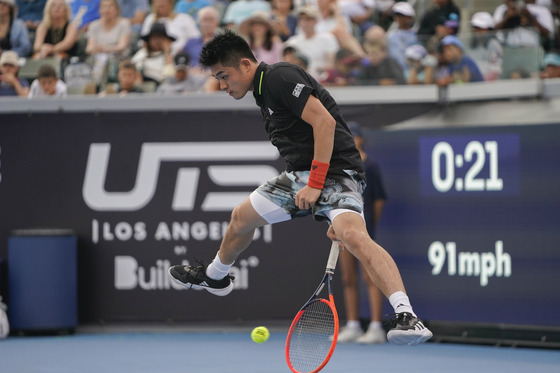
307, 160, 330, 189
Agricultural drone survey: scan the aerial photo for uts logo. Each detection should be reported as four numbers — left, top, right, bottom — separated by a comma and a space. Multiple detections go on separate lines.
83, 142, 280, 211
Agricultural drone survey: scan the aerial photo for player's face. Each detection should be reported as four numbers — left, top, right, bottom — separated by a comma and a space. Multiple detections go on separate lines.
211, 61, 253, 100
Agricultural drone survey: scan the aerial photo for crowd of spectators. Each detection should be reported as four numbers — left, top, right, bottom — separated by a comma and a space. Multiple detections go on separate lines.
1, 0, 560, 98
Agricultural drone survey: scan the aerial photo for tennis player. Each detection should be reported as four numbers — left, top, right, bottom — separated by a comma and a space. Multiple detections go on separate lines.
169, 30, 432, 346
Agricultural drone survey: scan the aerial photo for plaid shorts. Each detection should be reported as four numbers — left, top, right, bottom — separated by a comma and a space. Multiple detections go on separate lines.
253, 170, 366, 222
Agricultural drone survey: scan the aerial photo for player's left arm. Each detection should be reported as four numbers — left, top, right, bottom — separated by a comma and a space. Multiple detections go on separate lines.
295, 95, 336, 210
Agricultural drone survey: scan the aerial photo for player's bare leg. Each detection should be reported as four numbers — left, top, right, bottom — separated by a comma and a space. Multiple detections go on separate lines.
168, 197, 267, 296
329, 212, 404, 297
215, 197, 269, 264
329, 212, 432, 346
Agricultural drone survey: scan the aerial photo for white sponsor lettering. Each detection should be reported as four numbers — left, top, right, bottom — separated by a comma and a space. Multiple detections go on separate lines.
92, 219, 273, 244
428, 240, 512, 286
83, 142, 280, 211
292, 83, 304, 98
114, 256, 260, 291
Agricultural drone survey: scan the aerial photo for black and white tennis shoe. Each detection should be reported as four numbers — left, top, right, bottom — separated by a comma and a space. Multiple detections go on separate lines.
168, 261, 234, 296
386, 312, 433, 346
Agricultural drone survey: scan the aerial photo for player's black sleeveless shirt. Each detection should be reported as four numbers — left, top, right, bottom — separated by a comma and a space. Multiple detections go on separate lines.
252, 62, 364, 179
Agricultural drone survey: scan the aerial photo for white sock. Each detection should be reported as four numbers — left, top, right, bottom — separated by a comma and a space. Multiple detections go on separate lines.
346, 320, 361, 330
368, 321, 383, 331
389, 291, 416, 317
205, 253, 233, 280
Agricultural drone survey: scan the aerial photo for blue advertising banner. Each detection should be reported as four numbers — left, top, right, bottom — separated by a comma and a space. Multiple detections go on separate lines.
0, 107, 559, 330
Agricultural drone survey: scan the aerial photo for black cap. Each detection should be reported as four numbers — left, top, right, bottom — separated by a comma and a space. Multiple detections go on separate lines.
141, 22, 176, 42
174, 51, 190, 70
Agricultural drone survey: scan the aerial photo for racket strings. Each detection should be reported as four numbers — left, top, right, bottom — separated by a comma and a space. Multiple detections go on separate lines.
288, 300, 336, 373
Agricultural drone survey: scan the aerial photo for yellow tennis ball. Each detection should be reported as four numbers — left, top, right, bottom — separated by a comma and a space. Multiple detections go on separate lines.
251, 326, 270, 344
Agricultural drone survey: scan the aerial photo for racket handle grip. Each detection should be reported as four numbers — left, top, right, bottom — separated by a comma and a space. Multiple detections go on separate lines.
326, 241, 340, 272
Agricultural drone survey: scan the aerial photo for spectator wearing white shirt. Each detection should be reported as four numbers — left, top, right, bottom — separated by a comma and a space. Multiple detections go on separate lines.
284, 6, 340, 78
493, 0, 554, 51
28, 64, 67, 97
141, 0, 200, 55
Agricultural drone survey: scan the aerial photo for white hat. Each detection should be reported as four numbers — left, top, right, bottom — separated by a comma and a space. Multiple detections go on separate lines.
470, 12, 494, 29
392, 2, 415, 17
298, 5, 319, 19
239, 11, 273, 35
0, 51, 19, 66
0, 0, 15, 7
405, 44, 427, 61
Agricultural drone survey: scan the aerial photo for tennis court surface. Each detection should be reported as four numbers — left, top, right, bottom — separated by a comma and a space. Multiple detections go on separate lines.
1, 323, 559, 373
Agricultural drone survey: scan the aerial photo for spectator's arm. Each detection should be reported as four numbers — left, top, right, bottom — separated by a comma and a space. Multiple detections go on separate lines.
102, 32, 131, 54
33, 22, 48, 53
53, 22, 79, 54
15, 81, 30, 96
521, 6, 552, 37
10, 20, 32, 57
131, 10, 147, 27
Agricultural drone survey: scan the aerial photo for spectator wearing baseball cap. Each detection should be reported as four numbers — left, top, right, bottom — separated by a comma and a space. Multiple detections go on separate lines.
424, 10, 460, 54
469, 11, 503, 81
156, 51, 207, 94
437, 35, 483, 86
387, 1, 418, 74
0, 50, 29, 96
405, 44, 437, 85
541, 51, 560, 79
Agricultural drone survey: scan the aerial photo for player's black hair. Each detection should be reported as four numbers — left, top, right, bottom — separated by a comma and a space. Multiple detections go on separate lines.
199, 29, 257, 69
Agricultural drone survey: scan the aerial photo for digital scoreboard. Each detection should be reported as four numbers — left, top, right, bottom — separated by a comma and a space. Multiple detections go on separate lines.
366, 125, 560, 327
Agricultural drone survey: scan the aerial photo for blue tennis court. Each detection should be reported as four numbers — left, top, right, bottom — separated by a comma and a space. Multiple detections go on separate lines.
1, 324, 559, 373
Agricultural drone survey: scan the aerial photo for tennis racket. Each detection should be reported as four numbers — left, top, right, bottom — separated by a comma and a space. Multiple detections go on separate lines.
285, 240, 340, 373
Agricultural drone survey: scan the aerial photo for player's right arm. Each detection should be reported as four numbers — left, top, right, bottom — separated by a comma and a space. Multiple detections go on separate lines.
295, 95, 336, 210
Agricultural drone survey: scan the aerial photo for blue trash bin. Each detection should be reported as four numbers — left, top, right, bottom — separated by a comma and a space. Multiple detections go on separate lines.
8, 229, 77, 334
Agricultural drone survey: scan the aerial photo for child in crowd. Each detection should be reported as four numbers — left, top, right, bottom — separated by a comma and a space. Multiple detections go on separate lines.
405, 44, 437, 84
28, 64, 68, 97
0, 51, 30, 97
321, 48, 361, 86
436, 35, 484, 86
100, 60, 143, 95
282, 45, 309, 71
156, 51, 207, 94
540, 51, 560, 79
